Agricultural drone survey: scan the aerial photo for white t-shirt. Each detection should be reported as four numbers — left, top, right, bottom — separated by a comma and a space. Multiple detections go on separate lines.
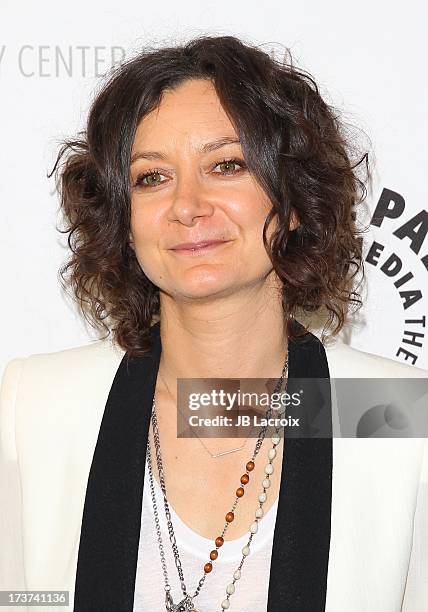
133, 459, 280, 611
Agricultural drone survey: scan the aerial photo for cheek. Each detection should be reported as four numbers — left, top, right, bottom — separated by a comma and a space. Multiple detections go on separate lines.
130, 205, 160, 247
229, 185, 272, 226
129, 220, 160, 282
131, 237, 165, 286
231, 199, 272, 247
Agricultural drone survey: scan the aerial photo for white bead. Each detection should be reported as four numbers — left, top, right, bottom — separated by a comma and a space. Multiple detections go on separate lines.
242, 545, 251, 556
221, 599, 230, 609
272, 434, 280, 445
265, 463, 274, 475
259, 492, 267, 503
233, 569, 241, 580
262, 478, 271, 489
226, 583, 235, 595
268, 448, 277, 460
255, 507, 264, 518
250, 521, 258, 534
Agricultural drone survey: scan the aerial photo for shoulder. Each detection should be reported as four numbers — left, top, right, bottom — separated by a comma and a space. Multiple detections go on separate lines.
1, 336, 125, 404
0, 338, 125, 461
291, 318, 427, 377
2, 336, 125, 380
323, 337, 428, 378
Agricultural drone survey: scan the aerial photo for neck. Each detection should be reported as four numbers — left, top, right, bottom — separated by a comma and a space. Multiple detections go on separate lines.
157, 284, 289, 383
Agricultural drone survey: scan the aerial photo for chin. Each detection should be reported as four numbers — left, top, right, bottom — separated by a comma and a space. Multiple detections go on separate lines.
168, 271, 237, 301
177, 282, 233, 301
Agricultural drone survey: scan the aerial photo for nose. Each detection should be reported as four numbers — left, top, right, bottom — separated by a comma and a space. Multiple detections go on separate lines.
168, 176, 215, 226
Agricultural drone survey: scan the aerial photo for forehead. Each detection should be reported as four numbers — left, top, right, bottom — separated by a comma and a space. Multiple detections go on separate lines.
132, 79, 237, 148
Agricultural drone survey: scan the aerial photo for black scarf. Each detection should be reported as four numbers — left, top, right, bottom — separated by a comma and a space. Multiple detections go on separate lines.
73, 319, 332, 611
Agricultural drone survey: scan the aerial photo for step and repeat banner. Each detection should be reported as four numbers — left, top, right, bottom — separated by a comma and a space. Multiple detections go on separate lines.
0, 1, 427, 371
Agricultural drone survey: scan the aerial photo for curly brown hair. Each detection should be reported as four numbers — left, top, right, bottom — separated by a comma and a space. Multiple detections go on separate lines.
49, 35, 369, 357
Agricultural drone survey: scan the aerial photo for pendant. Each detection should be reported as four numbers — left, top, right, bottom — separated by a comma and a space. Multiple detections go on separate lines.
166, 592, 199, 611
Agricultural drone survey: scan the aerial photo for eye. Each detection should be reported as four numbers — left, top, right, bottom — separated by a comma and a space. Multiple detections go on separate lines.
212, 157, 246, 175
134, 169, 167, 188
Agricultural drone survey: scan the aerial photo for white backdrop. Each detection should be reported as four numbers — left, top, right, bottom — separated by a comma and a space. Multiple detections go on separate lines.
1, 0, 427, 374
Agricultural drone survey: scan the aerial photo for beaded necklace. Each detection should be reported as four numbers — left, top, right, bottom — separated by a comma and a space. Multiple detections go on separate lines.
146, 354, 289, 611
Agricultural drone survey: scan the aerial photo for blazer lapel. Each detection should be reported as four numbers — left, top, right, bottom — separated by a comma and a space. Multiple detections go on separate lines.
73, 321, 162, 611
267, 323, 332, 611
73, 320, 332, 612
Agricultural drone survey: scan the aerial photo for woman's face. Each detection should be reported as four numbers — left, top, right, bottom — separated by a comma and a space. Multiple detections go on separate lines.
129, 78, 292, 302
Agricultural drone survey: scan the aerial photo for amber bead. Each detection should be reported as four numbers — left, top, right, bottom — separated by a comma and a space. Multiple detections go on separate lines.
204, 562, 213, 573
236, 487, 245, 497
240, 474, 250, 485
246, 460, 255, 471
215, 536, 224, 547
210, 550, 218, 560
225, 511, 235, 523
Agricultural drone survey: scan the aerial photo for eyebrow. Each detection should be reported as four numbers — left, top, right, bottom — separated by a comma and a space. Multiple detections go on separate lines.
130, 136, 241, 165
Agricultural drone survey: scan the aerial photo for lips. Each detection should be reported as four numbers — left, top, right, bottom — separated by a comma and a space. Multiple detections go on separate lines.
170, 240, 229, 251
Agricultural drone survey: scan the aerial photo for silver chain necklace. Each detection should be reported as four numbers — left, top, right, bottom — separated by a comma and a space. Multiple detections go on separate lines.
146, 355, 289, 611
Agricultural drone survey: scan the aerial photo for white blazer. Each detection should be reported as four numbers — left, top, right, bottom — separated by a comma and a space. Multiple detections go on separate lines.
0, 323, 427, 612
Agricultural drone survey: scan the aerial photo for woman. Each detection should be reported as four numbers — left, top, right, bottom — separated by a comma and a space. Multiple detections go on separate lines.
1, 35, 427, 612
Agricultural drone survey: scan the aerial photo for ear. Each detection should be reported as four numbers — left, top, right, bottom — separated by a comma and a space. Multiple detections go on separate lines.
129, 231, 135, 250
289, 209, 300, 231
